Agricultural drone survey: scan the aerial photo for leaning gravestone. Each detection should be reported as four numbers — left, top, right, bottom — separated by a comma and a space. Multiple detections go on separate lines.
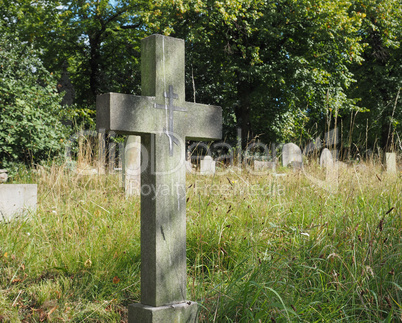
0, 184, 37, 221
282, 143, 303, 168
97, 35, 222, 322
200, 155, 216, 175
385, 152, 397, 174
320, 148, 334, 168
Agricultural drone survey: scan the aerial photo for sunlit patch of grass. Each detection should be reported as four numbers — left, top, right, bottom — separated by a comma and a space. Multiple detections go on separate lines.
186, 165, 402, 322
0, 162, 401, 321
1, 164, 141, 321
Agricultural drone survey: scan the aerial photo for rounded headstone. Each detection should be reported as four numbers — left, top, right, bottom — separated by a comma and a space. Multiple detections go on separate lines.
282, 143, 302, 167
320, 148, 334, 168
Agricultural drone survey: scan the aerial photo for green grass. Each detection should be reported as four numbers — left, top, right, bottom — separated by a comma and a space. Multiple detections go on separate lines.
0, 163, 401, 322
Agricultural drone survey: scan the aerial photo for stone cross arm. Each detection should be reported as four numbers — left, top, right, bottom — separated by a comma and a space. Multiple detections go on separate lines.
96, 92, 222, 141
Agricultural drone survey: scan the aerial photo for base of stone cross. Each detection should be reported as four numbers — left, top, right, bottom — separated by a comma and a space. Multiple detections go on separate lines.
128, 301, 198, 323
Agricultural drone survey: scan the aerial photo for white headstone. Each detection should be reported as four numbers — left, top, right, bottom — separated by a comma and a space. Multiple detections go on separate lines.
185, 161, 194, 173
0, 184, 37, 221
0, 169, 7, 183
185, 150, 194, 173
385, 152, 397, 174
320, 148, 334, 168
123, 136, 141, 196
282, 143, 303, 167
200, 155, 216, 175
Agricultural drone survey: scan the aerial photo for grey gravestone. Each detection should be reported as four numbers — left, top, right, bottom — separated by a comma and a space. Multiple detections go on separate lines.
97, 35, 222, 322
123, 136, 141, 196
385, 152, 397, 174
0, 184, 37, 221
320, 148, 334, 168
282, 143, 303, 167
200, 155, 215, 175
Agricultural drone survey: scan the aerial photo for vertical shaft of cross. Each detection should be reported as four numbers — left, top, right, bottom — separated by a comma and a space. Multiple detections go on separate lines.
140, 35, 188, 307
140, 134, 187, 306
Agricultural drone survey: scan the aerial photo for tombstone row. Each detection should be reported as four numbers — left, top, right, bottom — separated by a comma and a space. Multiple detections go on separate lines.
1, 145, 396, 223
121, 141, 399, 197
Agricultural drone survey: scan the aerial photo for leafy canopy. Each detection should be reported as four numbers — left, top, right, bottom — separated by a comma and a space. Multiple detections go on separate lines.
146, 0, 367, 143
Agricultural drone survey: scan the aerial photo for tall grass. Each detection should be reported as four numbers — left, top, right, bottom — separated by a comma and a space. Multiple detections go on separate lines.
0, 162, 401, 322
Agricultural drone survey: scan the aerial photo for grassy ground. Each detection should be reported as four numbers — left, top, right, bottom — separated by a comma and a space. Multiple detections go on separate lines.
0, 162, 401, 322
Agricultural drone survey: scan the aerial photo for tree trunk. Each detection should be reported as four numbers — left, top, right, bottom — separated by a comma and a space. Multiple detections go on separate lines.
89, 33, 101, 104
381, 113, 392, 151
236, 81, 253, 149
379, 87, 392, 151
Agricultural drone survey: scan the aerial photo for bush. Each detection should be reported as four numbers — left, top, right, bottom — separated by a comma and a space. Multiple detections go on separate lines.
0, 33, 68, 170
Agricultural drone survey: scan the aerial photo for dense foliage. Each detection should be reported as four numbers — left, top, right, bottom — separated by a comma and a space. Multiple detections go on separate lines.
0, 0, 150, 107
146, 0, 366, 144
146, 0, 401, 148
0, 33, 67, 169
348, 0, 402, 150
0, 0, 401, 166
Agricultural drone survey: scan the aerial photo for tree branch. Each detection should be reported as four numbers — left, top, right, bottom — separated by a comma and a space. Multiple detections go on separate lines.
118, 23, 141, 30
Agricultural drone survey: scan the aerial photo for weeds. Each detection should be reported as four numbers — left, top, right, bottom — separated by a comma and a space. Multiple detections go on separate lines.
0, 163, 401, 322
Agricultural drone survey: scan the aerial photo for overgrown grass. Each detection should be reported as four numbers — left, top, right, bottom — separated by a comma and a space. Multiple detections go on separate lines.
1, 163, 401, 322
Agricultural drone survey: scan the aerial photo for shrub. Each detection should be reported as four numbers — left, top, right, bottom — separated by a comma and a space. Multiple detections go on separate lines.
0, 33, 68, 170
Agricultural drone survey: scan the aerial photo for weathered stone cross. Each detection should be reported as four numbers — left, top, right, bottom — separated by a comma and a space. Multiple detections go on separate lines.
96, 35, 222, 322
